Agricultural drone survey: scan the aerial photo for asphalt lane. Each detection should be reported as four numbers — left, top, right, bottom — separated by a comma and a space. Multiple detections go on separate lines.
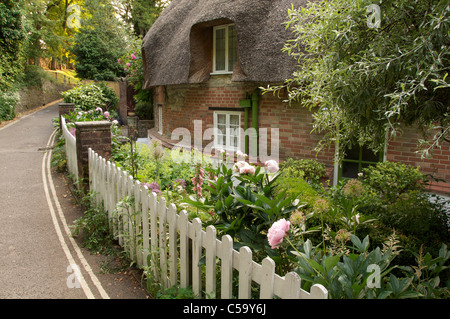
0, 101, 148, 299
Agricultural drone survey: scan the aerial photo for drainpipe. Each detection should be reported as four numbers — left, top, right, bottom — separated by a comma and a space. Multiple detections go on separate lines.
239, 93, 251, 155
251, 89, 259, 159
239, 90, 260, 157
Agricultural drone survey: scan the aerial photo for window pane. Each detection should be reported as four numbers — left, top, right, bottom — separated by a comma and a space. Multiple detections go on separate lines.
217, 124, 226, 135
361, 145, 380, 162
341, 162, 359, 179
215, 28, 226, 71
217, 113, 226, 125
228, 25, 237, 72
229, 114, 239, 126
216, 131, 225, 146
345, 145, 360, 161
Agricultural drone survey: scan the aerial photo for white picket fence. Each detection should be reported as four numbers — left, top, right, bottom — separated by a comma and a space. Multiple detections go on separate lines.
60, 116, 78, 182
87, 146, 328, 299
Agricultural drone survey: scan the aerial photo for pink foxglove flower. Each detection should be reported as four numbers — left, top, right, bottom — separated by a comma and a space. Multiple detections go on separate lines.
265, 160, 279, 173
267, 219, 290, 249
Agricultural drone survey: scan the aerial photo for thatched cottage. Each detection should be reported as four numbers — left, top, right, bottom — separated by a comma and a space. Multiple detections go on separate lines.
141, 0, 450, 194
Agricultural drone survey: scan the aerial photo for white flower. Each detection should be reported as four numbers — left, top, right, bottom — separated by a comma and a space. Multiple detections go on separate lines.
265, 160, 279, 173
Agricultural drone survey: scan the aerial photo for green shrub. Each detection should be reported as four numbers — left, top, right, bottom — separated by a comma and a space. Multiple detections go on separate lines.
0, 90, 19, 122
279, 158, 327, 185
361, 161, 428, 203
62, 82, 118, 111
19, 65, 53, 88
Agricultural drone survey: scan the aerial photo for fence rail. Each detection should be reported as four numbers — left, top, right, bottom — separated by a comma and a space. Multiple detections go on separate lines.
60, 116, 328, 299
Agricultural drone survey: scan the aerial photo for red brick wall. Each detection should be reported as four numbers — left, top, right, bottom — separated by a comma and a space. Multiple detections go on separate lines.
386, 126, 450, 194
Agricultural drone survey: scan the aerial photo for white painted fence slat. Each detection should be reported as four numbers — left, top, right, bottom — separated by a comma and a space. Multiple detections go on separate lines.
149, 192, 158, 280
220, 235, 233, 299
205, 226, 217, 299
260, 257, 275, 299
238, 247, 253, 299
179, 210, 189, 289
135, 182, 143, 266
141, 184, 149, 267
192, 218, 203, 298
167, 204, 178, 287
158, 197, 168, 288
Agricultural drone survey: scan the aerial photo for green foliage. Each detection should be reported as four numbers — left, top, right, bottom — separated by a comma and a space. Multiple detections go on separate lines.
119, 37, 153, 119
0, 90, 19, 122
290, 234, 449, 299
361, 161, 428, 202
266, 0, 450, 157
19, 65, 54, 88
279, 158, 328, 185
0, 0, 26, 92
72, 192, 115, 254
62, 82, 118, 111
70, 0, 129, 81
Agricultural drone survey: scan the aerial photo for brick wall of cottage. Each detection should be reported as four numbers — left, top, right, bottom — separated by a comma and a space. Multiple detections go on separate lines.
386, 126, 450, 195
152, 76, 449, 194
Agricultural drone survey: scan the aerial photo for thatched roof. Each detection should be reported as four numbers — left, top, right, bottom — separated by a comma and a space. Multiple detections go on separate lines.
142, 0, 310, 89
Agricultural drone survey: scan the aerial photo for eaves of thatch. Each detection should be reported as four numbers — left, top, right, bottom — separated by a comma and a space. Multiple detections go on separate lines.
142, 0, 310, 89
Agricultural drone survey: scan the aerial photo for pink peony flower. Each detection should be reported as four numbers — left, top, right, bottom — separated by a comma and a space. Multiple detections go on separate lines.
233, 161, 248, 173
131, 54, 136, 60
267, 219, 290, 249
96, 107, 102, 113
265, 160, 279, 173
104, 111, 110, 118
239, 164, 255, 175
126, 63, 131, 67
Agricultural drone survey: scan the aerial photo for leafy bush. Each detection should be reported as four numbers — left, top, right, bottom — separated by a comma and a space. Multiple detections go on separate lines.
19, 65, 53, 88
62, 82, 118, 111
0, 90, 19, 122
72, 192, 115, 254
279, 158, 327, 185
361, 161, 428, 203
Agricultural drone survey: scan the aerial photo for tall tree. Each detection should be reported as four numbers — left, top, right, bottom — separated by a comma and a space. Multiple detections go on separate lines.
70, 0, 130, 80
267, 0, 449, 158
113, 0, 170, 37
0, 0, 27, 91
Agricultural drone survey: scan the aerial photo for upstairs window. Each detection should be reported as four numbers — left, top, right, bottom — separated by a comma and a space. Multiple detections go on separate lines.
213, 24, 237, 74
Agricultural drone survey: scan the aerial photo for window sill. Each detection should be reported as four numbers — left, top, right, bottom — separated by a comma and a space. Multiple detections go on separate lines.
210, 71, 233, 75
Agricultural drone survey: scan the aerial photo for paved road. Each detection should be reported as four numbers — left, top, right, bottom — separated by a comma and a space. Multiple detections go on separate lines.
0, 101, 148, 299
